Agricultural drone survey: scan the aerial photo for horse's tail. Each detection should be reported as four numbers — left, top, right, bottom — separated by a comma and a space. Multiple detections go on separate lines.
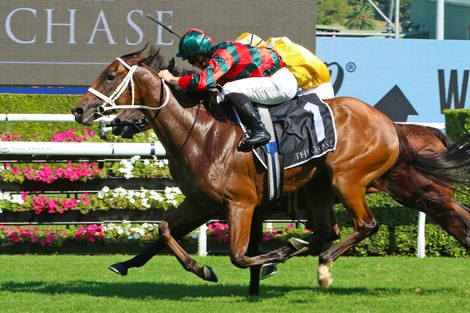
395, 124, 470, 199
395, 127, 470, 201
393, 127, 470, 250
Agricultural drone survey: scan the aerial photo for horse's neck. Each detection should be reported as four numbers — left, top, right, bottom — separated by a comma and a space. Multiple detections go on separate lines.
136, 69, 243, 186
141, 80, 214, 157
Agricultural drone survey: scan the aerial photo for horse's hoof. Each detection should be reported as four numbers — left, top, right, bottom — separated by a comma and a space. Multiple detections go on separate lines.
202, 266, 218, 282
317, 263, 333, 290
260, 263, 278, 280
109, 263, 128, 276
318, 274, 333, 290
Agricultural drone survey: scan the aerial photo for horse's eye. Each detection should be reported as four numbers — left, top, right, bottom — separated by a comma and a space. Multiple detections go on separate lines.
106, 73, 115, 81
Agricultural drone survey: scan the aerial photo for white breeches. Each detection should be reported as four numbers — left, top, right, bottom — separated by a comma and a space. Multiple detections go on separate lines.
221, 67, 297, 105
297, 82, 335, 100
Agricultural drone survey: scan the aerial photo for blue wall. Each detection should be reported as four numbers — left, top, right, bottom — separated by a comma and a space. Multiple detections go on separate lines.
317, 37, 469, 124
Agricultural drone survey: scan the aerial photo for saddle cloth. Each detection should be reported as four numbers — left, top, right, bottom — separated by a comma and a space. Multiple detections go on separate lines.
253, 93, 337, 170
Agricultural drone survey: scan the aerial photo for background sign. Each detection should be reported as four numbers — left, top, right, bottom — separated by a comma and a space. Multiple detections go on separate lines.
0, 0, 316, 86
317, 37, 469, 124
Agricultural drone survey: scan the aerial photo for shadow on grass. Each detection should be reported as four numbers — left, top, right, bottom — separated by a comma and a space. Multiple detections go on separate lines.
0, 280, 460, 299
1, 280, 269, 299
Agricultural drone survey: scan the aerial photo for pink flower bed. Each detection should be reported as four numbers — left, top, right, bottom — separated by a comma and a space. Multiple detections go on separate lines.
0, 224, 103, 246
3, 162, 103, 184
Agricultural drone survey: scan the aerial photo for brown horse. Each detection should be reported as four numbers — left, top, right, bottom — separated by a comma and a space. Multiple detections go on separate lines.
72, 45, 470, 294
108, 108, 459, 293
108, 110, 454, 237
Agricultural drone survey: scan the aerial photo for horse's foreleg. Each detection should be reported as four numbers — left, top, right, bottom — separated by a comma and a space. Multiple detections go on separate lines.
317, 186, 379, 289
109, 240, 166, 275
236, 180, 341, 282
227, 198, 304, 269
109, 198, 218, 277
159, 220, 218, 282
247, 212, 264, 296
302, 174, 341, 245
251, 181, 341, 283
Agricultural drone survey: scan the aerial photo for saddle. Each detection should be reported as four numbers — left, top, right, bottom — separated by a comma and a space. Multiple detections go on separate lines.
255, 93, 336, 168
231, 93, 337, 204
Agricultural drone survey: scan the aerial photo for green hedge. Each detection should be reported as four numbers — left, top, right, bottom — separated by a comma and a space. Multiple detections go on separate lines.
308, 223, 468, 257
333, 193, 421, 228
0, 94, 80, 113
444, 108, 470, 140
0, 94, 84, 140
0, 94, 153, 142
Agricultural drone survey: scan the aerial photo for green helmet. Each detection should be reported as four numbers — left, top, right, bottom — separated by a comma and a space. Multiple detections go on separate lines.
176, 28, 214, 60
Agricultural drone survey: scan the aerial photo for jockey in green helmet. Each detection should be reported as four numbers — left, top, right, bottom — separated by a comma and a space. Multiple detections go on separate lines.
176, 29, 214, 61
158, 28, 297, 150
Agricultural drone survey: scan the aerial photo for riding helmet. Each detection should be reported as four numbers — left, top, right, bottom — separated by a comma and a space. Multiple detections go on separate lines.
176, 28, 214, 60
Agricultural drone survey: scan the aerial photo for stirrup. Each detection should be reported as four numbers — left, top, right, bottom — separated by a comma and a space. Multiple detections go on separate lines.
240, 133, 270, 150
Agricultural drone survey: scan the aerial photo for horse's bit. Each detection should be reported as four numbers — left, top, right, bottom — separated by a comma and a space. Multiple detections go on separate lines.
88, 57, 171, 115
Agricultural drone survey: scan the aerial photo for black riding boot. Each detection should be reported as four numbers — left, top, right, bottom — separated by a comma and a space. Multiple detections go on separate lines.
225, 93, 271, 149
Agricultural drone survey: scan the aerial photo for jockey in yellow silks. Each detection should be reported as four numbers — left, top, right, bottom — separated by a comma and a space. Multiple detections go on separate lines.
235, 33, 334, 100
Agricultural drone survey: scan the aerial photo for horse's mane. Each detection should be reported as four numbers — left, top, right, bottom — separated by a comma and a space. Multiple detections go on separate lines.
121, 42, 192, 76
122, 42, 229, 121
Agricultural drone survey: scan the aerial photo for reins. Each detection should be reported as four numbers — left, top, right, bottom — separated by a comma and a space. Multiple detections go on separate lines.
93, 56, 204, 159
88, 57, 171, 115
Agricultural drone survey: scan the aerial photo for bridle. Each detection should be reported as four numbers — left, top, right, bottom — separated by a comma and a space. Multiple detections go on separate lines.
88, 57, 171, 115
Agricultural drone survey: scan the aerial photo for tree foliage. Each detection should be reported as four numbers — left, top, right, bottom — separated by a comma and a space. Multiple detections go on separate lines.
345, 3, 376, 30
319, 0, 411, 27
317, 0, 352, 25
375, 0, 411, 21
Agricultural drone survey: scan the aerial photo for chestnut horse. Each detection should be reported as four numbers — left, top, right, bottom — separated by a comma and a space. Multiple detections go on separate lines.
108, 108, 460, 294
72, 45, 470, 294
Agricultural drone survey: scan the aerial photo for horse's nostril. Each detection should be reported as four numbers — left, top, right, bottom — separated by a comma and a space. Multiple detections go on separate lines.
72, 107, 84, 115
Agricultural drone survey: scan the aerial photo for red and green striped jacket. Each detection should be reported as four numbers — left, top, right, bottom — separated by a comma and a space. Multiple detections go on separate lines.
177, 41, 284, 91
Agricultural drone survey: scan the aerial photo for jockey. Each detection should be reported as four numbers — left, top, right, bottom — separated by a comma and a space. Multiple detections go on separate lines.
235, 33, 334, 100
158, 28, 297, 150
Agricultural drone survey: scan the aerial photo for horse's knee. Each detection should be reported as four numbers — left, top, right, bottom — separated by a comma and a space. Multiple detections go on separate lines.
356, 218, 379, 236
230, 253, 250, 269
158, 220, 170, 239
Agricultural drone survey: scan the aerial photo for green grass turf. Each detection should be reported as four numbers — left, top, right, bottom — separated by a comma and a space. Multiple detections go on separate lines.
0, 255, 468, 313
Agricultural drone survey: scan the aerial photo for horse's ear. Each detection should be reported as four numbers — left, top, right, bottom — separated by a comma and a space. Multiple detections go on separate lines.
141, 42, 161, 61
141, 41, 159, 56
127, 42, 161, 66
167, 58, 176, 73
128, 55, 147, 66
